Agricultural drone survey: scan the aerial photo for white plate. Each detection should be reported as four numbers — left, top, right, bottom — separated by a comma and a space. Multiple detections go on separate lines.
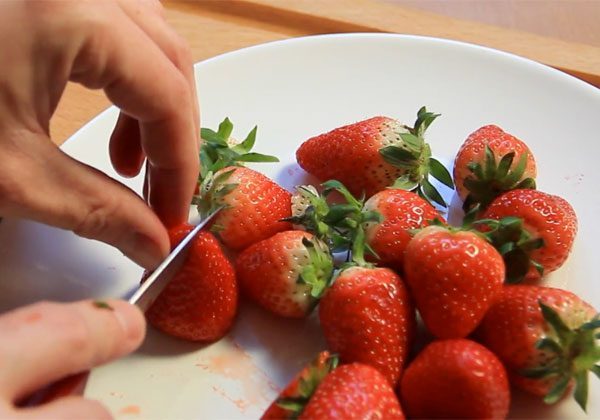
0, 33, 599, 419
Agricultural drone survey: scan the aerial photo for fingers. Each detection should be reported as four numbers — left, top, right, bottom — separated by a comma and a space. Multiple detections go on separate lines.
109, 113, 144, 177
71, 3, 199, 227
15, 396, 112, 420
117, 0, 200, 146
0, 299, 145, 402
0, 132, 169, 268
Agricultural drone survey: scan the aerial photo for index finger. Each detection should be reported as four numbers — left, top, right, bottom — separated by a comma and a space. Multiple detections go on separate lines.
71, 6, 199, 226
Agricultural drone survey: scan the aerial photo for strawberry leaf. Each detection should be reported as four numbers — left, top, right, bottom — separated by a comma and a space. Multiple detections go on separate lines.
421, 178, 446, 208
199, 118, 278, 181
216, 117, 234, 140
413, 106, 440, 137
544, 374, 571, 405
462, 146, 536, 212
390, 174, 418, 190
232, 126, 257, 154
574, 371, 589, 411
379, 146, 419, 168
399, 133, 423, 153
591, 365, 600, 380
429, 158, 454, 189
235, 152, 280, 163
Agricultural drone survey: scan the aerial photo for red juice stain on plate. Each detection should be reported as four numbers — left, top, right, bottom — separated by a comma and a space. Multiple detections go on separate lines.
197, 338, 281, 412
119, 405, 141, 415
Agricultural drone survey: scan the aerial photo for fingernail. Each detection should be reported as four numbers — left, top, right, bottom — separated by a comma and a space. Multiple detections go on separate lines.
123, 232, 166, 270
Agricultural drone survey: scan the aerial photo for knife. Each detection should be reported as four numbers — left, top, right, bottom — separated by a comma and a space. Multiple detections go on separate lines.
129, 208, 221, 312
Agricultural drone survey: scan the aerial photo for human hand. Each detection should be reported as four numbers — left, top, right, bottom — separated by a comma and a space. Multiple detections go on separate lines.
0, 300, 145, 419
0, 0, 200, 269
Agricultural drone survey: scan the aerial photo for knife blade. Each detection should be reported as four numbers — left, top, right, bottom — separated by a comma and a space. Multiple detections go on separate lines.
129, 209, 221, 312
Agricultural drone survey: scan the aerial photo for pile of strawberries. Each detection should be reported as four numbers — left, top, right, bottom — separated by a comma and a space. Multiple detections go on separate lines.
145, 110, 599, 419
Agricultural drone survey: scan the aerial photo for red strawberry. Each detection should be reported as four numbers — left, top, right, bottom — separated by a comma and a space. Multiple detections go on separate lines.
146, 224, 238, 342
400, 338, 510, 419
454, 124, 537, 210
296, 107, 454, 206
236, 231, 334, 318
404, 225, 505, 338
476, 285, 599, 411
262, 351, 337, 419
481, 189, 577, 282
300, 363, 405, 420
318, 265, 415, 386
363, 188, 444, 271
196, 166, 292, 251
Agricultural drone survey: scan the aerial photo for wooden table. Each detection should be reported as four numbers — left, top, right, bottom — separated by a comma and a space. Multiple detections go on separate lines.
50, 0, 600, 146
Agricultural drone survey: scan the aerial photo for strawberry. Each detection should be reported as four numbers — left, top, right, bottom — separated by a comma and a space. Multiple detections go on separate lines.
236, 231, 334, 318
453, 124, 537, 211
296, 107, 454, 206
262, 351, 338, 419
480, 189, 578, 282
477, 285, 599, 411
363, 188, 444, 271
146, 224, 238, 342
400, 338, 510, 419
195, 166, 292, 251
300, 363, 405, 419
404, 225, 505, 338
318, 264, 415, 386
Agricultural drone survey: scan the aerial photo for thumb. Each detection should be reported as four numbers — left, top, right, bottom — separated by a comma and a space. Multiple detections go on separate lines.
0, 129, 169, 269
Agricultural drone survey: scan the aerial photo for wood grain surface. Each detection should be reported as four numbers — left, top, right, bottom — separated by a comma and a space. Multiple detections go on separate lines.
50, 0, 600, 146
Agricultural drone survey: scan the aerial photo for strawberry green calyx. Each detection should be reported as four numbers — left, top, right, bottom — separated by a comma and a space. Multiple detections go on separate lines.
378, 107, 454, 208
298, 237, 335, 301
522, 302, 600, 412
286, 185, 332, 243
193, 169, 237, 220
200, 118, 279, 180
286, 180, 382, 255
463, 145, 536, 211
276, 353, 339, 418
473, 215, 544, 283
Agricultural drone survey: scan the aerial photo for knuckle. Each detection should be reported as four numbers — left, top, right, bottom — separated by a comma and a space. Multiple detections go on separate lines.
72, 193, 121, 243
145, 0, 166, 18
173, 36, 193, 68
0, 172, 26, 213
162, 74, 192, 116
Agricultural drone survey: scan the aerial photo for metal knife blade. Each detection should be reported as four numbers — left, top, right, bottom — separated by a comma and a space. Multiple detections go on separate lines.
128, 209, 221, 312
